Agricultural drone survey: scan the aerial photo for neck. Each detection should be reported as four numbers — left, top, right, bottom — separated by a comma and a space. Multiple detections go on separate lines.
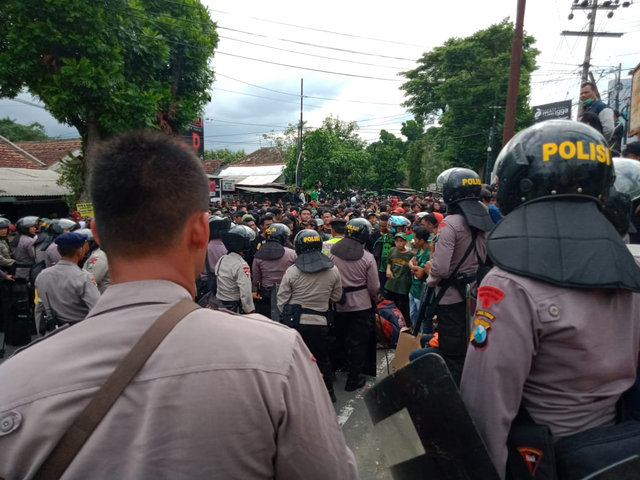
109, 253, 197, 298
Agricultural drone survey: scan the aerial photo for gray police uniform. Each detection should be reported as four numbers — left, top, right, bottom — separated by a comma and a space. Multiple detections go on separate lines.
253, 248, 298, 288
83, 248, 110, 293
11, 234, 35, 280
215, 252, 254, 313
44, 242, 61, 268
199, 239, 227, 281
34, 260, 100, 330
0, 280, 358, 479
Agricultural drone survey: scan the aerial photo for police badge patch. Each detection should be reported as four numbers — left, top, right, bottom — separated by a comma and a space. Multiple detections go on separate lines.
470, 310, 496, 350
86, 257, 98, 271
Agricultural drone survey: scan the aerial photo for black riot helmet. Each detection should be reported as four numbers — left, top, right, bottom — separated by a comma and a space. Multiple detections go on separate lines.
48, 218, 79, 236
0, 218, 10, 229
209, 215, 231, 240
345, 218, 372, 244
492, 120, 613, 216
604, 157, 640, 236
264, 223, 290, 245
294, 229, 323, 255
16, 216, 40, 235
221, 225, 256, 253
294, 229, 334, 273
437, 168, 483, 206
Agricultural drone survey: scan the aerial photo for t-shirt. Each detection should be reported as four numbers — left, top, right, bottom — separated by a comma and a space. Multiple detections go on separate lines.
373, 233, 395, 272
311, 190, 319, 202
385, 247, 414, 295
409, 247, 430, 298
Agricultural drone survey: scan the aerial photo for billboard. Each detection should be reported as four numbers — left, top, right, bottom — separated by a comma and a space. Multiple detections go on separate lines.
630, 63, 640, 137
208, 177, 221, 201
532, 101, 572, 123
181, 118, 204, 160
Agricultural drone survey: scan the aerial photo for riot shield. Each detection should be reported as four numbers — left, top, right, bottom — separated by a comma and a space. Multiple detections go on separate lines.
365, 353, 499, 480
270, 285, 280, 321
581, 456, 640, 480
4, 279, 32, 346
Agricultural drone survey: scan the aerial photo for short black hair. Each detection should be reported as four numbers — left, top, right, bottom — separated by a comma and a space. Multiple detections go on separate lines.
379, 213, 390, 222
421, 214, 438, 227
58, 245, 83, 258
581, 81, 597, 90
90, 130, 208, 258
579, 112, 603, 134
480, 188, 493, 200
259, 215, 274, 226
300, 207, 312, 215
413, 227, 429, 242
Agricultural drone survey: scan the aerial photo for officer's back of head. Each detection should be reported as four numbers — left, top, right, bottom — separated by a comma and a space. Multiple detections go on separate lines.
90, 131, 210, 291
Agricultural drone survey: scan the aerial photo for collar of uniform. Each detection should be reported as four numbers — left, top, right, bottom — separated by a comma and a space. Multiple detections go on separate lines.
58, 260, 79, 267
87, 280, 192, 318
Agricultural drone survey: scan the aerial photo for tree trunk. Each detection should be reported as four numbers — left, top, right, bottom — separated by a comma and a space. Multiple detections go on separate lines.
79, 117, 101, 202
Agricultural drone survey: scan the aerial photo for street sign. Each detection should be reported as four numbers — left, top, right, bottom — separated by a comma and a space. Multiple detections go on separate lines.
180, 118, 204, 160
532, 100, 572, 123
222, 180, 235, 192
76, 203, 94, 217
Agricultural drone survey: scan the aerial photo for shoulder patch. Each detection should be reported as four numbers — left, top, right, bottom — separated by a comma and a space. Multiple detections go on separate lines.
477, 285, 505, 309
243, 266, 250, 278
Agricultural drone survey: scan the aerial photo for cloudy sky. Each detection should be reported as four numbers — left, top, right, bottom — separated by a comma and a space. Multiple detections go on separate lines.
1, 0, 638, 152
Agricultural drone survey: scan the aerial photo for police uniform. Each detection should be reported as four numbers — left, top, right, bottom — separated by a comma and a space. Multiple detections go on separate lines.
44, 241, 61, 268
322, 236, 342, 255
252, 224, 296, 319
278, 230, 342, 400
0, 280, 358, 479
83, 248, 110, 293
215, 252, 254, 314
198, 239, 227, 281
10, 234, 35, 280
34, 233, 100, 331
328, 219, 380, 390
0, 231, 15, 273
459, 120, 640, 479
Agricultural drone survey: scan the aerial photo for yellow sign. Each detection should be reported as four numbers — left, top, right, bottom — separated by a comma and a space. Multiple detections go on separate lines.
76, 203, 94, 217
542, 141, 611, 165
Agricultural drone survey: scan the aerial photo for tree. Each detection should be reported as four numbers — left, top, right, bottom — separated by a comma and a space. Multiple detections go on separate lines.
204, 148, 246, 164
401, 20, 539, 175
283, 116, 370, 192
366, 130, 406, 191
1, 0, 218, 202
0, 117, 48, 142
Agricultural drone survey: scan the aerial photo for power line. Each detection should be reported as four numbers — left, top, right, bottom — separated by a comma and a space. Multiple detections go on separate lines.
150, 0, 432, 49
212, 87, 324, 108
219, 35, 408, 70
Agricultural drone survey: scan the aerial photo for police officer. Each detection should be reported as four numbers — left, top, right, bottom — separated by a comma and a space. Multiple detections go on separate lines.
329, 218, 380, 391
604, 157, 640, 244
460, 120, 640, 479
425, 167, 492, 385
322, 218, 346, 255
9, 216, 38, 280
278, 229, 342, 402
0, 217, 16, 275
216, 225, 256, 314
43, 218, 79, 267
197, 215, 229, 299
80, 228, 111, 293
34, 232, 100, 334
252, 223, 297, 319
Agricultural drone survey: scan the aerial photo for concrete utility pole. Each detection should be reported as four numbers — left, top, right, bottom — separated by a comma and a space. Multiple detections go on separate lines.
502, 0, 526, 147
561, 0, 627, 116
295, 78, 304, 188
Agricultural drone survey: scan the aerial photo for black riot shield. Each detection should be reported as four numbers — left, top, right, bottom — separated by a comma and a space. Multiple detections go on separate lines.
4, 279, 32, 346
270, 285, 280, 321
364, 353, 500, 480
581, 456, 640, 480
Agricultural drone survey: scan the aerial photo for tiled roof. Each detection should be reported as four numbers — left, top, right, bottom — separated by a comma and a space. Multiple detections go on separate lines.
0, 137, 44, 170
203, 159, 225, 174
16, 138, 82, 168
231, 147, 285, 166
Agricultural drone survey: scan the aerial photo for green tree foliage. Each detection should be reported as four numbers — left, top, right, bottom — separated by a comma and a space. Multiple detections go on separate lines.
401, 19, 539, 174
204, 148, 246, 164
1, 0, 218, 202
0, 117, 48, 142
366, 130, 406, 190
284, 116, 371, 191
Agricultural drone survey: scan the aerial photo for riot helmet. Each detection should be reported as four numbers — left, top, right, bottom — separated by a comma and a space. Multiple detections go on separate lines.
0, 218, 10, 229
388, 215, 410, 234
603, 158, 640, 236
492, 120, 613, 216
221, 225, 256, 253
264, 223, 290, 245
209, 215, 231, 240
345, 218, 372, 244
48, 218, 79, 236
293, 229, 334, 273
16, 216, 39, 235
437, 168, 482, 206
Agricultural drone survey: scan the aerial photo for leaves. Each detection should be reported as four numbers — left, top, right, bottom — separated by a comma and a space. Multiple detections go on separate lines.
0, 117, 48, 141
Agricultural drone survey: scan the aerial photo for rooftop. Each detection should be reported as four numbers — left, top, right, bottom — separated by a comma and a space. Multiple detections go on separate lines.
231, 147, 285, 166
16, 138, 82, 168
0, 168, 69, 197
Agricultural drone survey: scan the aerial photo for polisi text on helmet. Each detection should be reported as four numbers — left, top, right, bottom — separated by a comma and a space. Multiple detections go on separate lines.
461, 178, 482, 186
542, 141, 611, 165
303, 234, 321, 243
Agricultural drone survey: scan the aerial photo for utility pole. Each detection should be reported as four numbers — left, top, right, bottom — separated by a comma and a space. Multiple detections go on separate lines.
562, 0, 628, 116
295, 78, 304, 188
485, 97, 501, 183
615, 62, 622, 111
502, 0, 526, 146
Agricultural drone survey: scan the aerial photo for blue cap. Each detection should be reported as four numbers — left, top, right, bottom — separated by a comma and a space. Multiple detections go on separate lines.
55, 232, 88, 248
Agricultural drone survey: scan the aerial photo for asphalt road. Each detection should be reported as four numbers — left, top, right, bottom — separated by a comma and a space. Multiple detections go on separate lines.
1, 331, 397, 479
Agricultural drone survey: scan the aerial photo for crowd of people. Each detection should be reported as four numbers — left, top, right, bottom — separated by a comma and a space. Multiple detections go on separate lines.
0, 116, 639, 479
